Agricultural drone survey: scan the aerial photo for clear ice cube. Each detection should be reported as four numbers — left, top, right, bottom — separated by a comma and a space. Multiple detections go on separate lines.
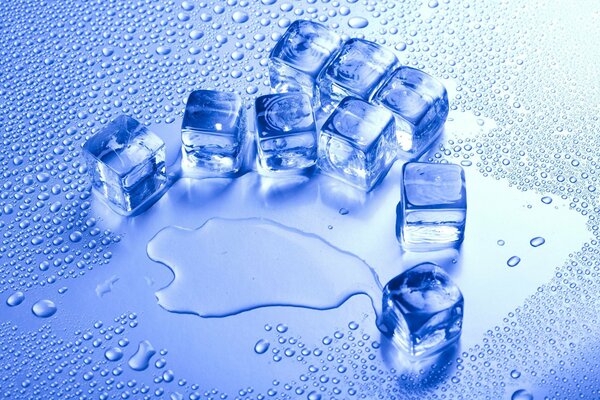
317, 38, 398, 114
372, 66, 449, 159
269, 20, 342, 99
255, 92, 317, 174
397, 162, 467, 250
317, 97, 397, 191
181, 90, 247, 176
380, 262, 464, 358
83, 115, 166, 214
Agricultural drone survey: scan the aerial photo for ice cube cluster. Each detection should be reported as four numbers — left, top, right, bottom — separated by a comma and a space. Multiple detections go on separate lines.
82, 19, 465, 358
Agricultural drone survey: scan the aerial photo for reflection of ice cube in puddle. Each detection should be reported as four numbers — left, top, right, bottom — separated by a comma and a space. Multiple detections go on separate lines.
379, 262, 464, 358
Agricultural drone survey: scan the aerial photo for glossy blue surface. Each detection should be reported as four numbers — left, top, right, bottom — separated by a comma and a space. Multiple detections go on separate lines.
398, 162, 467, 250
373, 67, 449, 159
255, 92, 317, 173
2, 1, 600, 399
317, 97, 397, 191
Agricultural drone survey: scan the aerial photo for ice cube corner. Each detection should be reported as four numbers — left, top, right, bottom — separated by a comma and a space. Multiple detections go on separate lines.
83, 115, 166, 214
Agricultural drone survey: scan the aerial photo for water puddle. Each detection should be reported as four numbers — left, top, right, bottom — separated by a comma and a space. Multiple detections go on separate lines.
147, 217, 383, 319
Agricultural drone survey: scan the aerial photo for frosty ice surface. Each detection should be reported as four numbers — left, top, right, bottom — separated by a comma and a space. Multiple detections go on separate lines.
269, 20, 342, 99
181, 90, 247, 176
372, 66, 449, 159
380, 263, 464, 358
255, 92, 317, 174
317, 97, 396, 191
83, 115, 166, 214
397, 162, 467, 250
317, 38, 398, 114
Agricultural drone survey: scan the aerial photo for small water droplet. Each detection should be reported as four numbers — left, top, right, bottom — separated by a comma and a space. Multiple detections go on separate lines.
541, 196, 553, 204
276, 323, 288, 333
510, 369, 521, 379
529, 237, 545, 247
339, 208, 349, 215
254, 339, 270, 354
507, 256, 521, 268
497, 239, 505, 246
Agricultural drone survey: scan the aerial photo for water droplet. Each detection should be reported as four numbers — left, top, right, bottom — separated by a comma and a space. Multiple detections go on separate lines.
128, 340, 156, 371
156, 46, 172, 55
6, 291, 25, 307
348, 321, 359, 330
511, 389, 534, 400
254, 339, 270, 354
428, 0, 439, 8
307, 391, 322, 400
497, 239, 505, 246
339, 208, 349, 215
276, 323, 288, 333
507, 256, 521, 268
232, 11, 249, 23
31, 299, 57, 318
348, 17, 368, 29
510, 369, 521, 379
530, 237, 545, 247
105, 347, 124, 361
541, 196, 553, 204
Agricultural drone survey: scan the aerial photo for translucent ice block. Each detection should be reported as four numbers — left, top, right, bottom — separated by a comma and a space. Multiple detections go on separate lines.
380, 263, 464, 358
397, 162, 467, 250
316, 38, 398, 114
255, 92, 317, 174
372, 66, 449, 159
83, 115, 166, 214
269, 20, 342, 99
181, 90, 247, 176
317, 97, 397, 191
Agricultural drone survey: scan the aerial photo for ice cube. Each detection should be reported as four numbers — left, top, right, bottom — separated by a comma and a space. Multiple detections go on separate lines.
380, 262, 464, 358
397, 162, 467, 250
255, 92, 317, 174
269, 20, 342, 99
372, 66, 449, 159
317, 97, 397, 191
181, 90, 248, 176
316, 38, 398, 114
83, 115, 166, 214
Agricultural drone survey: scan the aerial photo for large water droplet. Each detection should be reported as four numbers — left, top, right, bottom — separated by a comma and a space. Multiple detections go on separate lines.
31, 299, 57, 318
232, 11, 249, 23
105, 347, 124, 361
254, 339, 270, 354
511, 389, 534, 400
128, 340, 156, 371
348, 17, 368, 29
507, 256, 521, 267
6, 291, 25, 307
530, 237, 545, 247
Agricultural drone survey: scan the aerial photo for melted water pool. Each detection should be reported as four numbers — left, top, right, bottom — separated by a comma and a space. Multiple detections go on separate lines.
147, 217, 383, 319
